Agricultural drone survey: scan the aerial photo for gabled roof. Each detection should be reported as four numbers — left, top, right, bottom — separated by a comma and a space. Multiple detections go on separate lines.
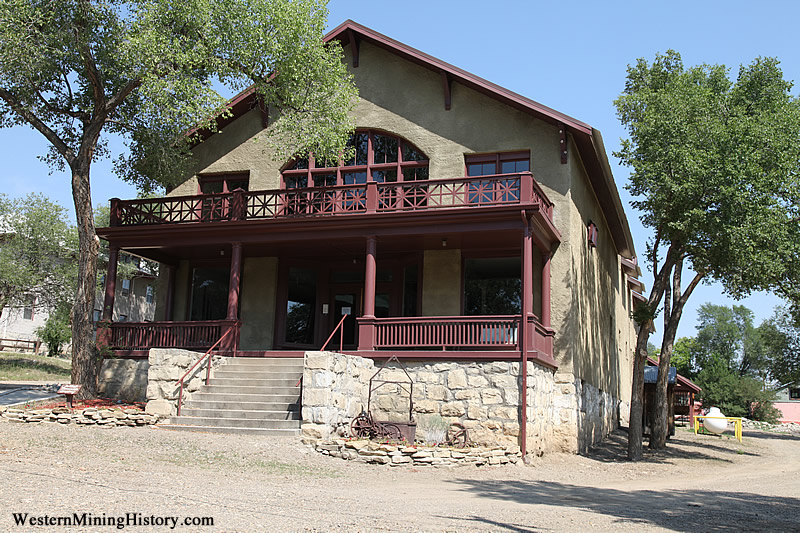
195, 19, 637, 257
647, 357, 702, 393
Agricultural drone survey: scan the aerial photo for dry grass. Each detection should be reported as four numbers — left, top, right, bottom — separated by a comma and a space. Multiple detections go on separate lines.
0, 352, 71, 381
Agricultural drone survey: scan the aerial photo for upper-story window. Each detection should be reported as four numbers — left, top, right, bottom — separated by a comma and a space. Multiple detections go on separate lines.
466, 151, 530, 176
198, 173, 249, 194
282, 130, 429, 189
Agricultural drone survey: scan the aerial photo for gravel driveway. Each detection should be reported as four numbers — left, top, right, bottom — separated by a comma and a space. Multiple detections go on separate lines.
1, 420, 798, 532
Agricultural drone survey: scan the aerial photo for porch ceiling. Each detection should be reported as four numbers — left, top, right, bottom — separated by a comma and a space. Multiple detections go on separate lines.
122, 227, 524, 264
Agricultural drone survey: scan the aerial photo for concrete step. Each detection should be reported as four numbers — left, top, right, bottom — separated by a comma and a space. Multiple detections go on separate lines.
167, 416, 301, 429
195, 385, 300, 395
207, 377, 300, 387
156, 424, 301, 436
214, 368, 302, 377
188, 392, 300, 403
179, 408, 300, 420
183, 400, 299, 411
224, 358, 303, 367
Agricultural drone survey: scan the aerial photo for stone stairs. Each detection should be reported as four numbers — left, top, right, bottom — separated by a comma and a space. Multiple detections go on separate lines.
160, 357, 303, 436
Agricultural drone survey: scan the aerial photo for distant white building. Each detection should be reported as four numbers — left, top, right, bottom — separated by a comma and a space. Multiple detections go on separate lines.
1, 260, 157, 353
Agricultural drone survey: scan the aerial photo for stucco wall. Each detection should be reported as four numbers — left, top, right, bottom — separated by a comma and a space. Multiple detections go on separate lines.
166, 37, 635, 414
239, 257, 278, 350
421, 249, 461, 316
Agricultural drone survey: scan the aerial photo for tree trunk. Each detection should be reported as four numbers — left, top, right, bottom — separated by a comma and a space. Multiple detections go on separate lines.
650, 314, 680, 448
70, 161, 100, 400
627, 325, 652, 461
651, 268, 703, 448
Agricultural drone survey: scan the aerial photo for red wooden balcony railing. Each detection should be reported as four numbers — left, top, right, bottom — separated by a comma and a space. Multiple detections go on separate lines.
370, 316, 520, 350
109, 320, 239, 351
110, 172, 554, 227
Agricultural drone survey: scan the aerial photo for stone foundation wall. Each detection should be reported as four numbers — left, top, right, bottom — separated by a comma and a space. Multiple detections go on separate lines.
98, 358, 149, 402
301, 351, 375, 439
300, 353, 621, 455
144, 349, 228, 417
1, 406, 158, 426
576, 379, 620, 454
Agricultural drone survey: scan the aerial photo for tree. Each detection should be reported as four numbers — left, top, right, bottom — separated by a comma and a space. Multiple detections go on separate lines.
615, 51, 800, 459
0, 0, 357, 398
759, 305, 800, 388
35, 303, 72, 357
0, 193, 77, 315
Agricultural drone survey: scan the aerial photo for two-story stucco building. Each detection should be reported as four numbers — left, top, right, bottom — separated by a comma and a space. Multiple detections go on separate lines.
96, 20, 644, 455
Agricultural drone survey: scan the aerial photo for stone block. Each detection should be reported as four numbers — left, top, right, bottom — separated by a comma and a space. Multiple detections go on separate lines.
302, 388, 330, 407
490, 375, 517, 389
488, 406, 517, 420
467, 375, 489, 387
441, 402, 465, 417
305, 352, 331, 370
466, 405, 487, 421
312, 370, 335, 388
415, 371, 440, 384
301, 423, 328, 440
413, 400, 439, 414
454, 389, 480, 400
446, 369, 467, 389
481, 389, 503, 404
391, 455, 411, 464
554, 372, 574, 384
426, 385, 449, 401
145, 399, 173, 417
485, 362, 509, 374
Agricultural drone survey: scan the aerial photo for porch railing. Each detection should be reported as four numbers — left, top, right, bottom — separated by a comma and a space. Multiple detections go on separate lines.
109, 320, 239, 351
110, 172, 553, 227
371, 316, 520, 350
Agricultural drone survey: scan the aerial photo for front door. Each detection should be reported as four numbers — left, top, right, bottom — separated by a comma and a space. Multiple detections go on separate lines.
329, 289, 360, 349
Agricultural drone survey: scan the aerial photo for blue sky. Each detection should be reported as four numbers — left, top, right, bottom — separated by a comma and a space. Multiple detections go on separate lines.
0, 0, 795, 342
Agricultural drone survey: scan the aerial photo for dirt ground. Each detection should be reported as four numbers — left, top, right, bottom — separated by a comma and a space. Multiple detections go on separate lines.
0, 420, 798, 532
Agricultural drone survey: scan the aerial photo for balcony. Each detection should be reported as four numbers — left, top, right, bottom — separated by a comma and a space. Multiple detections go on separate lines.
109, 172, 554, 227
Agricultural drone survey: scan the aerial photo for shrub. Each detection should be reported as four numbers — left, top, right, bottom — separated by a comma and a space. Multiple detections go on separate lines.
35, 306, 71, 357
750, 402, 782, 424
417, 415, 451, 445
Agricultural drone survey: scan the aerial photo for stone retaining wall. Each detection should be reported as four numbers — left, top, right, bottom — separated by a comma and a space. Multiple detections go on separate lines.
307, 438, 521, 467
0, 406, 158, 426
301, 351, 375, 439
98, 358, 149, 402
302, 352, 626, 454
144, 348, 228, 417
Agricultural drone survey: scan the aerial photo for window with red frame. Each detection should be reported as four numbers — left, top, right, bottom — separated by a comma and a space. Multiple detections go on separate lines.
465, 151, 530, 176
198, 173, 249, 194
281, 130, 429, 188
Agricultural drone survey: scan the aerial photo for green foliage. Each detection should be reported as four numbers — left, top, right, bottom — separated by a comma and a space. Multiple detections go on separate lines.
615, 51, 800, 302
670, 337, 698, 378
0, 193, 77, 312
758, 305, 800, 386
695, 355, 775, 418
35, 304, 72, 357
750, 401, 782, 424
0, 0, 357, 192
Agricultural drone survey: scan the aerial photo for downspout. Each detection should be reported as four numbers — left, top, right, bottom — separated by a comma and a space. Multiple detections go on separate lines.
519, 210, 530, 460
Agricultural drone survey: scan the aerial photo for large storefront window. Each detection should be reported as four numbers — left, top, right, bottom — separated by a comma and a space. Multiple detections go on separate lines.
282, 130, 429, 188
464, 257, 521, 315
189, 267, 229, 321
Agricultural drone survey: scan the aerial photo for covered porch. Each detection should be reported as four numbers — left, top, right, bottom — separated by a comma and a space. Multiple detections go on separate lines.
96, 172, 560, 366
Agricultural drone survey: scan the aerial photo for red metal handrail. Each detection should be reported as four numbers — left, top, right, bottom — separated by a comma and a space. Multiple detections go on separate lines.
176, 326, 235, 416
321, 313, 349, 353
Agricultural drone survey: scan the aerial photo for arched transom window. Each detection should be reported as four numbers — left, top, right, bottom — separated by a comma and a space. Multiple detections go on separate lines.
282, 130, 429, 188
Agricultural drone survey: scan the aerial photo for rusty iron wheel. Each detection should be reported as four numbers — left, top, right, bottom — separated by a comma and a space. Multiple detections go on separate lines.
350, 414, 373, 439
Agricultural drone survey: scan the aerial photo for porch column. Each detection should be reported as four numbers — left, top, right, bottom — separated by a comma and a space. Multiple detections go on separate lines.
227, 242, 242, 320
541, 251, 551, 328
519, 219, 533, 458
363, 235, 377, 318
102, 245, 120, 321
358, 236, 377, 351
164, 264, 176, 321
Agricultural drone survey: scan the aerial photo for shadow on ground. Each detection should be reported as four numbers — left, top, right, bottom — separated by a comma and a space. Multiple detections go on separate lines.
581, 428, 759, 464
445, 479, 798, 531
